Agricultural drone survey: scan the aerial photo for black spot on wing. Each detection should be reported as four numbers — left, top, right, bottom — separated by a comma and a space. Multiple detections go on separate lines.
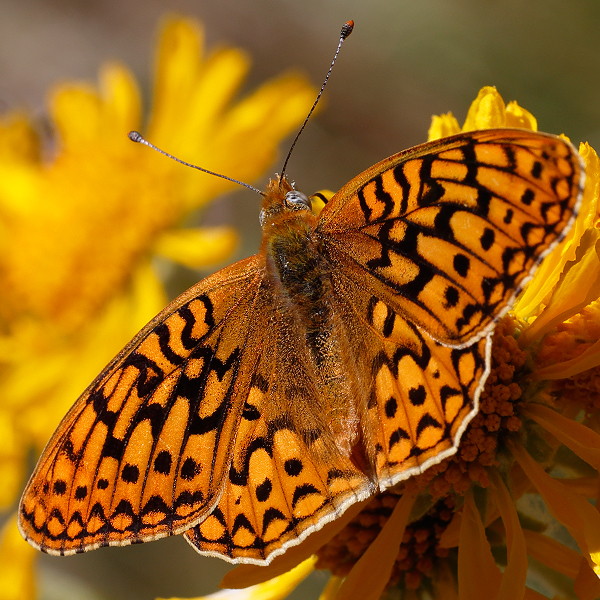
480, 228, 495, 251
385, 396, 398, 418
180, 457, 202, 481
53, 480, 67, 496
416, 414, 442, 438
121, 464, 140, 484
153, 450, 172, 475
521, 188, 535, 206
242, 401, 261, 421
284, 458, 303, 476
261, 507, 291, 537
453, 254, 470, 277
231, 512, 257, 538
291, 484, 323, 509
444, 286, 459, 308
409, 385, 426, 406
389, 427, 410, 451
256, 478, 273, 502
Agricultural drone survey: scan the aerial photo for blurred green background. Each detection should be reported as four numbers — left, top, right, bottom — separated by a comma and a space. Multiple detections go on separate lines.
2, 0, 599, 599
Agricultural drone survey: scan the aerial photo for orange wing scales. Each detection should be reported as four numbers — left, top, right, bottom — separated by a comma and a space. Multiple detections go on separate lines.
19, 258, 264, 554
19, 129, 584, 565
185, 287, 373, 563
330, 272, 490, 487
319, 130, 583, 345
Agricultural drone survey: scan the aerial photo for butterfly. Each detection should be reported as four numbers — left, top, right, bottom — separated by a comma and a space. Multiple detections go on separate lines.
18, 123, 584, 565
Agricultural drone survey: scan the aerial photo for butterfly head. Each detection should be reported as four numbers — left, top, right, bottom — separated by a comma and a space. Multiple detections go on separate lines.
259, 175, 313, 229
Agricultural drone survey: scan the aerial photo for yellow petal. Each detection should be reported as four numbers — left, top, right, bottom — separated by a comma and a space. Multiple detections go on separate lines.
0, 111, 39, 164
221, 498, 371, 589
0, 516, 36, 600
0, 410, 24, 508
462, 86, 506, 131
505, 101, 537, 131
489, 470, 527, 600
579, 143, 600, 232
510, 441, 600, 578
129, 259, 170, 330
519, 229, 600, 345
153, 226, 238, 268
438, 511, 461, 549
98, 63, 142, 148
522, 403, 600, 470
150, 17, 207, 145
523, 529, 581, 579
574, 557, 600, 600
457, 489, 502, 600
207, 73, 315, 191
318, 577, 343, 600
559, 476, 600, 498
428, 112, 461, 141
51, 83, 101, 147
334, 492, 416, 600
171, 47, 251, 154
536, 335, 600, 380
161, 556, 316, 600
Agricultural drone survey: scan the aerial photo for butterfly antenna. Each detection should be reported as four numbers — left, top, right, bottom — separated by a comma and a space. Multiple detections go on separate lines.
280, 20, 354, 179
128, 131, 265, 196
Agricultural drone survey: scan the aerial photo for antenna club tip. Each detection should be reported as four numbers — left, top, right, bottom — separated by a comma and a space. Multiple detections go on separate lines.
341, 21, 354, 39
128, 130, 143, 143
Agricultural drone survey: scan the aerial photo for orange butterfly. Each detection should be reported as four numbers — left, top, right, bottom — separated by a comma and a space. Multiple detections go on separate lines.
18, 25, 584, 566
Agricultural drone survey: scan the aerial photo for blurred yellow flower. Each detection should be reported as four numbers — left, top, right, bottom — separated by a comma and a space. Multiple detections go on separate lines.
0, 515, 36, 600
0, 13, 315, 597
212, 86, 600, 600
159, 556, 317, 600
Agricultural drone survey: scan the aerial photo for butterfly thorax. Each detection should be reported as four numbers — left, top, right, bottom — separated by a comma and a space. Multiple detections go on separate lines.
260, 176, 330, 348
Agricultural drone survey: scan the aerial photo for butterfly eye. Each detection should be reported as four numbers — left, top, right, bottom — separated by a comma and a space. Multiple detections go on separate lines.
284, 191, 311, 212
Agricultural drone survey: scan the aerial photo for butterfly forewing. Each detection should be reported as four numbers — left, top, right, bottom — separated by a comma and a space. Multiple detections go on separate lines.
19, 256, 264, 554
318, 130, 583, 346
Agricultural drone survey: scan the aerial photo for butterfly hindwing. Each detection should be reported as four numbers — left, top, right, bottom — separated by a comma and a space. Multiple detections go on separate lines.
330, 268, 491, 486
19, 256, 265, 554
184, 283, 372, 564
317, 129, 583, 346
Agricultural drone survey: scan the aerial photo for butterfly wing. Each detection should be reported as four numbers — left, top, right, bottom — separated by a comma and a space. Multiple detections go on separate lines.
328, 267, 490, 487
184, 282, 373, 564
317, 129, 584, 346
18, 256, 266, 555
315, 129, 583, 486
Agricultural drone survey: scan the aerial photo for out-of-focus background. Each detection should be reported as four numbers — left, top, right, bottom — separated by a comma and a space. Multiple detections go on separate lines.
2, 1, 599, 599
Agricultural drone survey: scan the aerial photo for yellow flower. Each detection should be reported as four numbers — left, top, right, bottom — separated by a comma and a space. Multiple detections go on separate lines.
209, 86, 600, 600
158, 557, 318, 600
0, 515, 36, 600
0, 11, 315, 593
